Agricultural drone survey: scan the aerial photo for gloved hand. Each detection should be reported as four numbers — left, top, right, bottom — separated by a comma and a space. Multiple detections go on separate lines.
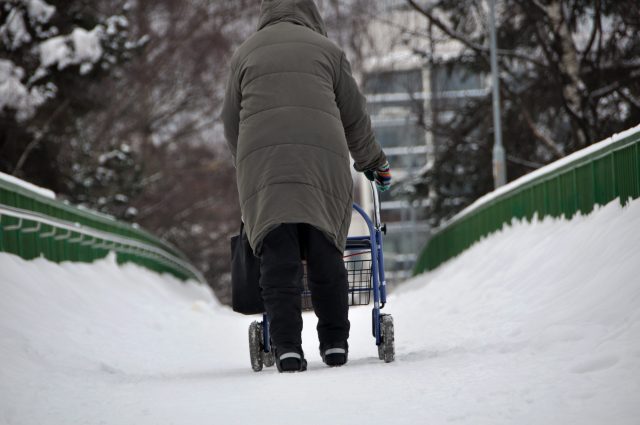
364, 161, 391, 192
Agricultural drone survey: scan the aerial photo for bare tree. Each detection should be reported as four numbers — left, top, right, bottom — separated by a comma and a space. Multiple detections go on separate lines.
401, 0, 640, 223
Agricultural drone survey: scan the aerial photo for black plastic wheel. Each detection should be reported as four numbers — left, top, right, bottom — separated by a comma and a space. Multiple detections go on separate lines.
377, 314, 395, 363
249, 321, 263, 372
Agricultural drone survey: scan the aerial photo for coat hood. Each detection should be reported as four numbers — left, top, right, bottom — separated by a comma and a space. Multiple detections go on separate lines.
258, 0, 327, 37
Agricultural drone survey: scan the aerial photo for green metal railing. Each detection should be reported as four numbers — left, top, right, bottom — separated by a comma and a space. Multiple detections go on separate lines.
0, 175, 205, 283
413, 126, 640, 275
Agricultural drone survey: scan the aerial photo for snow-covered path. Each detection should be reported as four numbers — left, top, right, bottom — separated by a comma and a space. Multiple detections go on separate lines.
1, 199, 640, 425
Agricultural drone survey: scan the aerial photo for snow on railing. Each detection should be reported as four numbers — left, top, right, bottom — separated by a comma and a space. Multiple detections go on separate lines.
445, 123, 640, 228
413, 124, 640, 275
0, 174, 205, 283
0, 171, 55, 199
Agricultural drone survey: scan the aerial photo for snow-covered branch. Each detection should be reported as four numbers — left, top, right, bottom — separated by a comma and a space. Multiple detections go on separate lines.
0, 0, 134, 121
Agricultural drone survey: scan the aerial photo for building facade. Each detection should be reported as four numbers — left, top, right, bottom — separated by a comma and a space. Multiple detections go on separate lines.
356, 1, 487, 283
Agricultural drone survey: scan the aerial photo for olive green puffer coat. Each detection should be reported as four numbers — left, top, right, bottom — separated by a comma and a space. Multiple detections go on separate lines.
221, 0, 386, 253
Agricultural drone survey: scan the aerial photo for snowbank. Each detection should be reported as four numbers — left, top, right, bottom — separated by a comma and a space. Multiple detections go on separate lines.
1, 198, 639, 424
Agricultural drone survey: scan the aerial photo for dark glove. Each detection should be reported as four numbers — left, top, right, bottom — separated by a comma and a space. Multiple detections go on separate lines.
364, 161, 391, 192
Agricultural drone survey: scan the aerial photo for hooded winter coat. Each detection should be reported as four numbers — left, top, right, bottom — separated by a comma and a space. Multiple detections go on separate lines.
221, 0, 386, 253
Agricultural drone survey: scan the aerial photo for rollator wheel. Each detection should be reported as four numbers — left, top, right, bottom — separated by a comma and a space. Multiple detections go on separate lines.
248, 321, 264, 372
378, 314, 395, 363
263, 346, 275, 367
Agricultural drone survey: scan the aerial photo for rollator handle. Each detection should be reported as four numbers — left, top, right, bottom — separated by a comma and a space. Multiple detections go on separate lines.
369, 180, 383, 231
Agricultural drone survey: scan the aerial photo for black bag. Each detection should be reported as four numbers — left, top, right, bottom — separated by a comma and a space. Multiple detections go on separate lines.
230, 223, 264, 314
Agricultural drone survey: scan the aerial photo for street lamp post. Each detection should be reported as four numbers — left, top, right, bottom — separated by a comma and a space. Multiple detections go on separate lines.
489, 0, 506, 188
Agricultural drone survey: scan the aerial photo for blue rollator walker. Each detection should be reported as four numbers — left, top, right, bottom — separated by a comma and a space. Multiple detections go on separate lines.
248, 182, 394, 371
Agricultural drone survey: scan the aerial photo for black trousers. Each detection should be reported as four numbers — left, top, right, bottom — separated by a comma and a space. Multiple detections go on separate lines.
259, 223, 350, 351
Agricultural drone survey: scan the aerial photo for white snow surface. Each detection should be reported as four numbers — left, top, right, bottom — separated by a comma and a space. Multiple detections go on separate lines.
1, 198, 640, 424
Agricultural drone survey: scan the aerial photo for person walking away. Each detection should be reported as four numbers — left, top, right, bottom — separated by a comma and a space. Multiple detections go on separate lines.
222, 0, 391, 372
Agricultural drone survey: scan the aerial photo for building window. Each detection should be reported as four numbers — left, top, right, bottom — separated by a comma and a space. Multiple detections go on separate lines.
364, 69, 423, 95
431, 62, 484, 94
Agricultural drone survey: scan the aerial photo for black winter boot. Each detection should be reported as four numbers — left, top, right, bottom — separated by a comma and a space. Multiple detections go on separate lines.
275, 347, 307, 373
320, 341, 348, 367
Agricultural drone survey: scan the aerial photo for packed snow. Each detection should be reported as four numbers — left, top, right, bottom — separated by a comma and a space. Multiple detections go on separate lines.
1, 198, 639, 424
